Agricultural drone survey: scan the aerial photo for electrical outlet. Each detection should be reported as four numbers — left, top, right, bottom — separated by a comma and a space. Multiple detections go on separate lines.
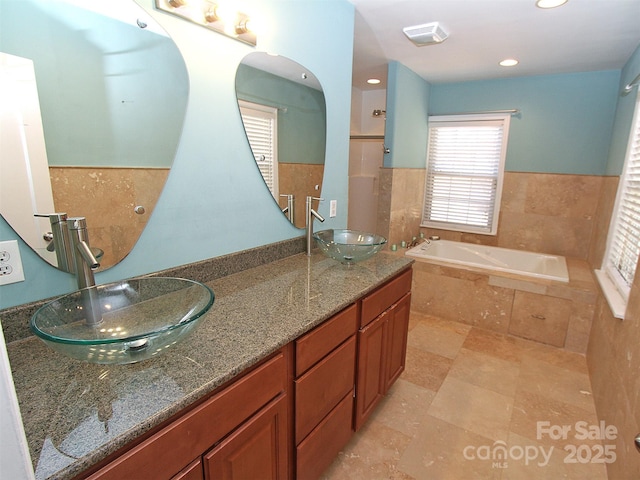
0, 240, 25, 285
330, 200, 337, 218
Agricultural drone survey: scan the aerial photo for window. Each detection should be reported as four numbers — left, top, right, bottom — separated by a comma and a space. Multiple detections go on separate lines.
238, 100, 278, 198
421, 114, 510, 235
597, 93, 640, 319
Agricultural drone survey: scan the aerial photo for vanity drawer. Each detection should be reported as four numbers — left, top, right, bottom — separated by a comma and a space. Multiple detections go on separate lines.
295, 303, 358, 376
86, 350, 287, 480
361, 268, 412, 327
296, 392, 354, 480
295, 336, 356, 444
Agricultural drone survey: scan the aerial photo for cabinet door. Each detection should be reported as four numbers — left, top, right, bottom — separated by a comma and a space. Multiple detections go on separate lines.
384, 293, 411, 392
354, 313, 387, 431
203, 394, 289, 480
172, 459, 204, 480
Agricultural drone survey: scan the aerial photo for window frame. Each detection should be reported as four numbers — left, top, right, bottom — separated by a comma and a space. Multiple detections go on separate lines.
421, 113, 511, 235
597, 91, 640, 319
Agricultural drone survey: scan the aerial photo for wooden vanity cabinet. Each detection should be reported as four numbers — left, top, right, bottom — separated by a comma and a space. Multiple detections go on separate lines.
355, 268, 412, 431
83, 348, 290, 480
78, 267, 413, 480
294, 303, 358, 480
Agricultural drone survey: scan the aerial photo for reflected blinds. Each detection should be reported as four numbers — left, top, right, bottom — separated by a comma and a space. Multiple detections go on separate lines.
421, 116, 509, 235
239, 101, 278, 198
606, 97, 640, 297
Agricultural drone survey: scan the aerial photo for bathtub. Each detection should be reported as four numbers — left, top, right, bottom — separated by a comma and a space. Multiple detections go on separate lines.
405, 240, 569, 283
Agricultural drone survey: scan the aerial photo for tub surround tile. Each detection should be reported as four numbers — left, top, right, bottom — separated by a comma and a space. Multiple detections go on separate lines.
406, 172, 605, 261
411, 252, 597, 352
509, 290, 573, 347
588, 175, 619, 268
412, 262, 514, 334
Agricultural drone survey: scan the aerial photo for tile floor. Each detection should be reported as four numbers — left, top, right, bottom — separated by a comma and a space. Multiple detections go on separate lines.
322, 312, 609, 480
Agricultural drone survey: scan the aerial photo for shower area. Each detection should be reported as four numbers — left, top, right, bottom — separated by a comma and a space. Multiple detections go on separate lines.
348, 88, 387, 234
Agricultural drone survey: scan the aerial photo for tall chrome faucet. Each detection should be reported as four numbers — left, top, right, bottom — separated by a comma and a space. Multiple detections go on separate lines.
35, 213, 75, 273
306, 196, 325, 256
68, 217, 100, 289
68, 217, 102, 325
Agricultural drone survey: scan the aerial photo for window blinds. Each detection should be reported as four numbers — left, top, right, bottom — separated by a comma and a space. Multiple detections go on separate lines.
606, 101, 640, 297
238, 102, 278, 198
422, 117, 509, 235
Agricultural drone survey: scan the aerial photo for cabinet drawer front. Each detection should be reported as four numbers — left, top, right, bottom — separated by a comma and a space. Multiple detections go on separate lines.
296, 303, 358, 376
361, 268, 412, 327
296, 393, 354, 480
295, 336, 356, 444
86, 351, 287, 480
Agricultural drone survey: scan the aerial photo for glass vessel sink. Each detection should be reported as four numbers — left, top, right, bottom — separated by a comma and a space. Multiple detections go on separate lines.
313, 229, 387, 264
30, 277, 214, 364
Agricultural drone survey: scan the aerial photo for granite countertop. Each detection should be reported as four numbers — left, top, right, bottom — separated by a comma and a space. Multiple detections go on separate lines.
5, 251, 413, 480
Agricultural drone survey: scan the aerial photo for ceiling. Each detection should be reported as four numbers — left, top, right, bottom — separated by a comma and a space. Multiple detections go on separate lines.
349, 0, 640, 90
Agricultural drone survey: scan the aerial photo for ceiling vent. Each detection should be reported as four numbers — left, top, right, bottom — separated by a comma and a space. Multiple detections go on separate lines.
402, 22, 448, 46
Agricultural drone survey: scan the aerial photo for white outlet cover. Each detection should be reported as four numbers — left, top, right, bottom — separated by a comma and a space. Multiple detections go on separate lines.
0, 240, 25, 285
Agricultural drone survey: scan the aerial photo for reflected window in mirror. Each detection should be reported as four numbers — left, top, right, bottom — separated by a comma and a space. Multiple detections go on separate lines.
235, 53, 326, 229
239, 100, 279, 199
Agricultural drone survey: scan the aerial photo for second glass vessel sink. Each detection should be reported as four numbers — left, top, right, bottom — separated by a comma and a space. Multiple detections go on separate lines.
314, 229, 387, 264
30, 277, 214, 364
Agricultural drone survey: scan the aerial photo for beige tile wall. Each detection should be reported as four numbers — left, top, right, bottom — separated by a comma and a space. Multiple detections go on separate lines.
377, 166, 640, 476
50, 167, 169, 269
587, 176, 640, 478
278, 163, 324, 228
410, 256, 597, 353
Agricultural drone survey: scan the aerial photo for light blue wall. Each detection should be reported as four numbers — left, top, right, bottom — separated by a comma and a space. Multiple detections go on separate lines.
384, 61, 431, 168
0, 0, 187, 168
236, 64, 326, 165
429, 70, 621, 175
0, 0, 354, 309
607, 44, 640, 175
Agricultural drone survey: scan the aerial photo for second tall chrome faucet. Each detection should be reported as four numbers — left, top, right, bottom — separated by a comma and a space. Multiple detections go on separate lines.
306, 196, 324, 255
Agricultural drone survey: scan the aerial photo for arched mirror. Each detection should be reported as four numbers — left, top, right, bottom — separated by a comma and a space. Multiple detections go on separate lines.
235, 53, 326, 229
0, 0, 189, 270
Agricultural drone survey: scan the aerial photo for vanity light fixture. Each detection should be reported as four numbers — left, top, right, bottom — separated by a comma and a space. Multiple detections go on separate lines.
155, 0, 257, 46
536, 0, 568, 8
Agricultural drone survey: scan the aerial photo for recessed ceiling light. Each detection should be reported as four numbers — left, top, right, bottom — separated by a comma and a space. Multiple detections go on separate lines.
367, 78, 381, 85
536, 0, 568, 8
499, 58, 519, 67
